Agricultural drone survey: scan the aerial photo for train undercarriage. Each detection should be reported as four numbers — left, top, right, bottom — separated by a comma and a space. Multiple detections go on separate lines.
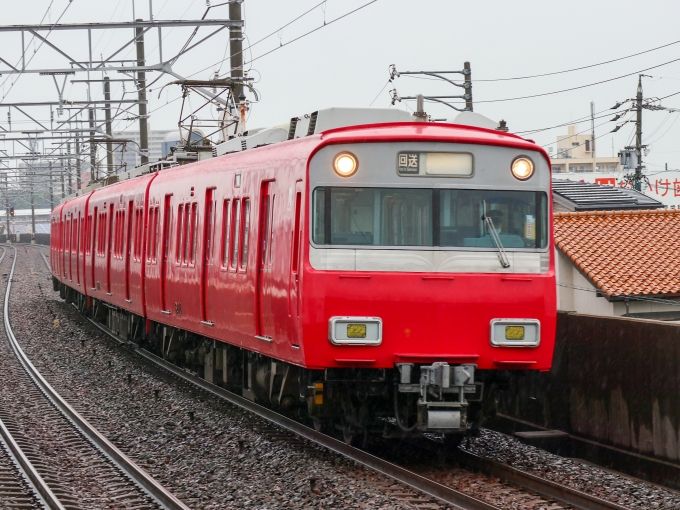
57, 280, 500, 447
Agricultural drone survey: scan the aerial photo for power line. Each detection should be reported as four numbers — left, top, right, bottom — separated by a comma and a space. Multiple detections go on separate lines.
475, 38, 680, 82
477, 56, 680, 104
188, 0, 329, 80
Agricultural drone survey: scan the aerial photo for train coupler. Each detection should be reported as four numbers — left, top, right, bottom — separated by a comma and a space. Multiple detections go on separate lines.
397, 362, 480, 432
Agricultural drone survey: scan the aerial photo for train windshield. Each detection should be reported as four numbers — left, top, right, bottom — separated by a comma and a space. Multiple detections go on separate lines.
312, 187, 548, 249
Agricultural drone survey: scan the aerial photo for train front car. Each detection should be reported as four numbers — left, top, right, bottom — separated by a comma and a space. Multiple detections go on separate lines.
302, 122, 556, 444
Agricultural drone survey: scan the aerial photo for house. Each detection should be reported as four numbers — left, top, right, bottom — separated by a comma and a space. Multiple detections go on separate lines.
555, 209, 680, 320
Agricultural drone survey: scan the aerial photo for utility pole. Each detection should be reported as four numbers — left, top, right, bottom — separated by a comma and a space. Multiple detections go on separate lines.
590, 101, 596, 158
49, 161, 53, 210
136, 20, 149, 165
634, 74, 643, 191
89, 108, 97, 180
104, 76, 114, 175
229, 2, 244, 103
5, 175, 9, 244
60, 159, 65, 199
464, 61, 473, 112
30, 172, 35, 236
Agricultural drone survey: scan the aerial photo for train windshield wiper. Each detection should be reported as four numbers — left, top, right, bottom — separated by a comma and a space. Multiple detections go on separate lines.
483, 202, 510, 269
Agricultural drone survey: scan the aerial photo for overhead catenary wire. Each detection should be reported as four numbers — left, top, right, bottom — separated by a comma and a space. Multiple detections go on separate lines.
475, 38, 680, 82
476, 56, 680, 104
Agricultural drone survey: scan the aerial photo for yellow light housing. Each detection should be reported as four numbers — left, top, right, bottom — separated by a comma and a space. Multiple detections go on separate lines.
511, 156, 534, 180
333, 152, 358, 177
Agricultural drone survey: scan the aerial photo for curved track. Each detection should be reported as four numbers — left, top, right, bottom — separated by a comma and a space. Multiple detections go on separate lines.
38, 244, 634, 510
3, 246, 190, 510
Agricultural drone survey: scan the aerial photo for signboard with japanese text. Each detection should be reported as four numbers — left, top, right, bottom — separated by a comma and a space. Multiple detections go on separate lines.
397, 152, 420, 175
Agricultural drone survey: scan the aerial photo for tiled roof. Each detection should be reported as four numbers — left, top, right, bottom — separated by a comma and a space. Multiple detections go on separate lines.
554, 209, 680, 298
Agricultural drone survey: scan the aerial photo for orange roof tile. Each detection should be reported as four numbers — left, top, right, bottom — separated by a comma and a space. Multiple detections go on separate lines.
554, 209, 680, 298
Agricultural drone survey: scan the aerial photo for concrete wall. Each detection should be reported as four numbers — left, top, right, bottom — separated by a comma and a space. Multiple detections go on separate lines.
499, 312, 680, 463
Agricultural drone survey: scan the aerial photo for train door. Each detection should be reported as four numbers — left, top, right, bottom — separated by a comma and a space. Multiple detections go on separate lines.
289, 181, 303, 322
256, 181, 275, 341
67, 214, 73, 281
160, 194, 172, 313
90, 209, 97, 289
201, 188, 215, 325
125, 200, 133, 301
106, 205, 113, 294
76, 212, 81, 285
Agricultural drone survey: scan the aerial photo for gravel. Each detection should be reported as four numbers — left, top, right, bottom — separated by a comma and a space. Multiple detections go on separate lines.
463, 428, 680, 509
21, 244, 680, 509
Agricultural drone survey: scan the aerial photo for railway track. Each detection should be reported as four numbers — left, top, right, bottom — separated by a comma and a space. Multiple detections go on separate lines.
34, 245, 639, 509
1, 245, 189, 510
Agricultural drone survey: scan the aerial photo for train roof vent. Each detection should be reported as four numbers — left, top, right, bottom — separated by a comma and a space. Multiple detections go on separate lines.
309, 107, 412, 134
214, 127, 288, 157
307, 111, 318, 136
288, 117, 298, 140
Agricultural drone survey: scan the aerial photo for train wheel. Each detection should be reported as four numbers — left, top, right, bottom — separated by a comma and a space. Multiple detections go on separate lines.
312, 417, 330, 434
341, 419, 367, 448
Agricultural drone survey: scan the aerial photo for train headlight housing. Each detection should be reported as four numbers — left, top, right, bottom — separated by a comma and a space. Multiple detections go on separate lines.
333, 152, 358, 177
511, 156, 534, 181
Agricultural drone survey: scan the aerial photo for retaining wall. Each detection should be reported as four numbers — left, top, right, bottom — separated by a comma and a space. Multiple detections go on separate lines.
499, 311, 680, 463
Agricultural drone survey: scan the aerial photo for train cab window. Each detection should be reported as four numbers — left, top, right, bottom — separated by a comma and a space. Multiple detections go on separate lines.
231, 199, 241, 269
222, 199, 231, 267
240, 199, 250, 269
313, 187, 432, 246
439, 190, 548, 249
312, 187, 548, 250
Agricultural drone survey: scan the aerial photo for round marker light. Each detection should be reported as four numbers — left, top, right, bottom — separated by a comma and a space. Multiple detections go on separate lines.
333, 152, 358, 177
511, 156, 534, 180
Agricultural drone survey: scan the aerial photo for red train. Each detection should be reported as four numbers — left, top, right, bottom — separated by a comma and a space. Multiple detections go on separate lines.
51, 115, 556, 445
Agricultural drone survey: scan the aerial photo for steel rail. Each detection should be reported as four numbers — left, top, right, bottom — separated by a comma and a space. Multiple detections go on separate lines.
4, 247, 190, 510
41, 237, 633, 510
0, 247, 65, 510
85, 319, 499, 510
456, 449, 632, 510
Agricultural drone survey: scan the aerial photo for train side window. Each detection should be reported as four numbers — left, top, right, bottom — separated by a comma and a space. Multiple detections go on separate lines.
268, 196, 275, 265
221, 199, 231, 267
153, 206, 160, 263
147, 207, 155, 262
231, 199, 240, 269
72, 217, 77, 253
85, 215, 92, 255
206, 195, 215, 261
190, 202, 198, 266
176, 204, 184, 263
292, 191, 302, 274
137, 207, 144, 260
182, 204, 190, 264
240, 199, 250, 269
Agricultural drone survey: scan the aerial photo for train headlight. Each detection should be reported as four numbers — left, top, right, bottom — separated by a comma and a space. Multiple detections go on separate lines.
511, 156, 534, 180
333, 152, 358, 177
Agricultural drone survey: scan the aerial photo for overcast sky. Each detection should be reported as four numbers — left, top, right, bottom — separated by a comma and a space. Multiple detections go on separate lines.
2, 0, 680, 173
